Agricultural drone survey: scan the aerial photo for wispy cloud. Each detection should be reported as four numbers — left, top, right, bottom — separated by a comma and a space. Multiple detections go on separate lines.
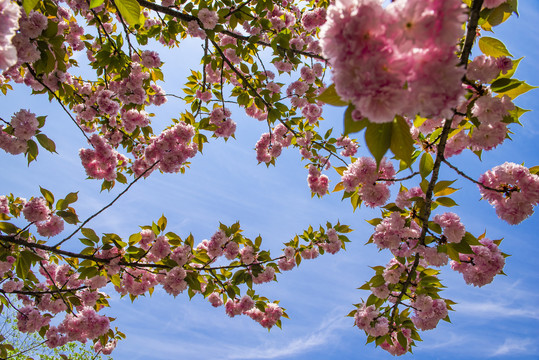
228, 314, 348, 360
456, 301, 539, 320
491, 338, 536, 357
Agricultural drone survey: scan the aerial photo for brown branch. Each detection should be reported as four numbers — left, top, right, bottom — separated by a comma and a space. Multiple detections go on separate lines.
460, 0, 484, 67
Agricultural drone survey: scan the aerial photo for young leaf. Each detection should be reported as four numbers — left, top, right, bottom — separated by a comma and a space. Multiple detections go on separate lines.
365, 121, 393, 166
343, 105, 368, 135
478, 37, 513, 57
390, 116, 414, 167
419, 153, 434, 179
115, 0, 143, 25
317, 84, 348, 107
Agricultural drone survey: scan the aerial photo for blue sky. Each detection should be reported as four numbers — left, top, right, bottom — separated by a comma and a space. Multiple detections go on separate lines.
2, 2, 539, 359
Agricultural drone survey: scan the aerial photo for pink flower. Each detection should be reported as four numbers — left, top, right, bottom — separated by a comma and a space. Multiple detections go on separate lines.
478, 162, 539, 225
11, 109, 38, 140
451, 238, 505, 287
36, 215, 64, 237
23, 197, 50, 222
433, 212, 465, 243
208, 292, 223, 307
198, 8, 218, 29
0, 0, 21, 69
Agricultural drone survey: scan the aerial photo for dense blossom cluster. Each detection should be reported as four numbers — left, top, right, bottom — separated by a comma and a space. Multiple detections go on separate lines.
0, 109, 40, 155
478, 162, 539, 225
320, 0, 467, 123
341, 157, 395, 207
451, 238, 505, 287
0, 0, 20, 69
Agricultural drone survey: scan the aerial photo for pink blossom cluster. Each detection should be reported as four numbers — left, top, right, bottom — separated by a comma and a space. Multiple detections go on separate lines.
121, 109, 149, 133
245, 302, 283, 329
278, 246, 296, 271
93, 339, 117, 355
22, 197, 49, 222
252, 266, 275, 284
380, 329, 412, 356
80, 134, 127, 181
433, 212, 465, 243
469, 94, 514, 151
225, 295, 255, 317
335, 136, 358, 157
0, 109, 41, 155
138, 50, 161, 68
45, 307, 110, 346
0, 0, 21, 69
11, 10, 47, 64
341, 157, 395, 207
206, 229, 231, 259
0, 256, 15, 277
0, 195, 9, 214
320, 228, 342, 254
209, 107, 236, 138
39, 262, 83, 289
467, 55, 512, 84
160, 266, 187, 296
372, 213, 420, 256
419, 245, 449, 267
451, 238, 505, 287
411, 294, 448, 330
198, 8, 218, 29
301, 8, 326, 32
307, 165, 329, 197
115, 267, 158, 296
255, 123, 293, 163
132, 121, 198, 176
301, 246, 319, 260
395, 186, 425, 209
17, 305, 51, 333
22, 197, 64, 237
354, 304, 389, 337
320, 0, 466, 123
478, 162, 539, 224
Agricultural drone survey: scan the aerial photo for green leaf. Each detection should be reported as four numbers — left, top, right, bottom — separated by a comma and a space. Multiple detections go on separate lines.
478, 37, 513, 57
81, 228, 100, 242
419, 153, 434, 179
158, 214, 167, 231
390, 116, 414, 167
497, 82, 537, 100
26, 139, 39, 164
317, 84, 348, 107
436, 197, 458, 207
57, 210, 80, 224
90, 0, 105, 8
40, 187, 55, 206
115, 0, 143, 25
35, 133, 57, 153
22, 0, 39, 14
57, 191, 78, 210
344, 105, 368, 136
0, 222, 19, 234
433, 180, 456, 195
365, 121, 393, 166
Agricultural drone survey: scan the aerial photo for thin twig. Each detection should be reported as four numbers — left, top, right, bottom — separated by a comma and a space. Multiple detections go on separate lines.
53, 161, 159, 248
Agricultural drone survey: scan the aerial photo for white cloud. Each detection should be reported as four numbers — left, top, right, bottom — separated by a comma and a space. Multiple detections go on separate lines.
456, 301, 539, 320
227, 314, 348, 360
491, 337, 536, 357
